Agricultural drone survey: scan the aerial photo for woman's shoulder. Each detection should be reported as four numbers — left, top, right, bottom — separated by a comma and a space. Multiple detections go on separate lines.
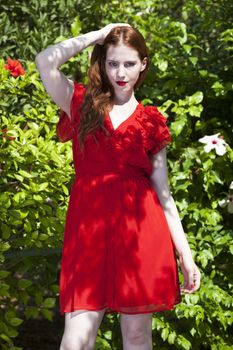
136, 103, 169, 128
71, 81, 86, 111
136, 103, 172, 155
56, 81, 86, 142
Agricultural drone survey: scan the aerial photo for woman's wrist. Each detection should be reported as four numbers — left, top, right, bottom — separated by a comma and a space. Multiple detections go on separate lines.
78, 30, 103, 47
179, 250, 194, 263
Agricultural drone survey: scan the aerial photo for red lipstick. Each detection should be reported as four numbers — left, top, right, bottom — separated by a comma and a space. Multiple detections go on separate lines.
116, 81, 127, 86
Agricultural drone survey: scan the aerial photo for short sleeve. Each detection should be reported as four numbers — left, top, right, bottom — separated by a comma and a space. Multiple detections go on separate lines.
142, 106, 172, 156
56, 81, 86, 142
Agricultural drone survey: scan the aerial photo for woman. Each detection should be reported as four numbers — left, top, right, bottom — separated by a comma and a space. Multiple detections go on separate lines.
35, 23, 201, 350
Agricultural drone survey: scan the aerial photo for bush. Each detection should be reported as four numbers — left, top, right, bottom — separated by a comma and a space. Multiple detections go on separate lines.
0, 0, 233, 349
0, 58, 74, 349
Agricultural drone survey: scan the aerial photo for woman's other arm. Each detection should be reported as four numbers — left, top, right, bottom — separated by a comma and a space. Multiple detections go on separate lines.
150, 147, 201, 293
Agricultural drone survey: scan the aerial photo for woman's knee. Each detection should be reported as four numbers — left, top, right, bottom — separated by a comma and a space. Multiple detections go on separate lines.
120, 313, 152, 346
59, 334, 79, 350
60, 308, 106, 350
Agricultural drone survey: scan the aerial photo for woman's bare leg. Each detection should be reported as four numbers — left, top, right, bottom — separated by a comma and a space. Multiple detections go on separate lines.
59, 308, 106, 350
120, 313, 153, 350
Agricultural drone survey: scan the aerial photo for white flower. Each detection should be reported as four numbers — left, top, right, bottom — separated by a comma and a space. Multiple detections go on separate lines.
219, 195, 233, 213
198, 133, 228, 155
229, 181, 233, 190
136, 8, 151, 16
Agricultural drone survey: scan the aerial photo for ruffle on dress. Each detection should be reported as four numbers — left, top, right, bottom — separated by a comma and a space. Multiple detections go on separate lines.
56, 82, 86, 142
56, 81, 172, 158
135, 105, 172, 157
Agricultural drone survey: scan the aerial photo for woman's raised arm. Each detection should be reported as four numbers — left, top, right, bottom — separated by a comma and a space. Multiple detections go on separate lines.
35, 23, 130, 118
35, 30, 102, 118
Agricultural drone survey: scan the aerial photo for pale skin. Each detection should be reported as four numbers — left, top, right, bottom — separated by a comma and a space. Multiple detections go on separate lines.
35, 23, 201, 350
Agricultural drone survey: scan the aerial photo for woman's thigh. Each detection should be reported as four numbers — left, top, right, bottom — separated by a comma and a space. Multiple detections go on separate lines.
60, 308, 106, 350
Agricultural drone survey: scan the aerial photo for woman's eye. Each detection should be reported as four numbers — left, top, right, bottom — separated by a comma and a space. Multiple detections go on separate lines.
109, 62, 118, 67
108, 62, 135, 68
125, 62, 135, 67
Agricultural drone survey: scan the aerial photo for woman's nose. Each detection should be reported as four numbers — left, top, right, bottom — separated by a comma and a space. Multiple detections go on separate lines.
117, 65, 126, 78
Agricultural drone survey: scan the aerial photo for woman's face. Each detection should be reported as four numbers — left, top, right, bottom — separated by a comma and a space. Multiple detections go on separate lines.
105, 43, 147, 97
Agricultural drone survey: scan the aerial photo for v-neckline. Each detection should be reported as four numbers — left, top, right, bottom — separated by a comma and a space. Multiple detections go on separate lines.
106, 102, 143, 132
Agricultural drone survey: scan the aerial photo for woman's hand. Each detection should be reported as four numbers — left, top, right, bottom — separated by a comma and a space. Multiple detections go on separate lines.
179, 253, 201, 294
96, 23, 131, 45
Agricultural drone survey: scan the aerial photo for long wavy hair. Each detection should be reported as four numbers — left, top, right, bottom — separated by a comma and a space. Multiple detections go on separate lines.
78, 26, 149, 151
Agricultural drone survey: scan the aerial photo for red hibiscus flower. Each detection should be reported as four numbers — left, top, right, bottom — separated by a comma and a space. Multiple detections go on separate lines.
4, 57, 25, 77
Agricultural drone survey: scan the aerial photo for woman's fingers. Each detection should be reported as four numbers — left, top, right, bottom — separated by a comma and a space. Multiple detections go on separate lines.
180, 266, 201, 294
97, 23, 132, 44
179, 257, 201, 294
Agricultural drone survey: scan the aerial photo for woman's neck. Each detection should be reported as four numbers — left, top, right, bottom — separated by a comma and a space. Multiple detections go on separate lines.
113, 90, 137, 106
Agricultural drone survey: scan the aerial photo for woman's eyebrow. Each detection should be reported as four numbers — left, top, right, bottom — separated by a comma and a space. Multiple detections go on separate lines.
106, 59, 137, 63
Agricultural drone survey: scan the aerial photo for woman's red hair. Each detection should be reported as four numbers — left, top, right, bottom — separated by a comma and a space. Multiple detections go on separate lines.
78, 26, 149, 151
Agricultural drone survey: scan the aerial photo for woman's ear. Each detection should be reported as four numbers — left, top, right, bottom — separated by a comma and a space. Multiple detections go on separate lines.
140, 57, 148, 72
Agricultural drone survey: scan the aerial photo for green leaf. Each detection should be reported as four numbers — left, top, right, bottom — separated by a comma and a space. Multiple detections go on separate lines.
0, 242, 11, 252
188, 91, 203, 105
95, 336, 111, 349
1, 224, 11, 239
13, 191, 26, 204
18, 170, 32, 179
25, 306, 39, 319
24, 221, 32, 233
161, 327, 169, 341
28, 122, 39, 130
0, 270, 10, 279
0, 280, 10, 296
171, 118, 186, 136
158, 60, 168, 72
14, 174, 24, 182
103, 330, 112, 340
183, 44, 192, 54
39, 233, 48, 241
18, 279, 33, 289
9, 318, 24, 327
41, 308, 53, 321
168, 331, 176, 344
0, 333, 11, 343
177, 334, 192, 350
0, 193, 11, 208
189, 105, 203, 117
38, 182, 49, 191
71, 16, 82, 36
42, 297, 56, 308
188, 56, 198, 66
33, 194, 43, 201
62, 184, 69, 196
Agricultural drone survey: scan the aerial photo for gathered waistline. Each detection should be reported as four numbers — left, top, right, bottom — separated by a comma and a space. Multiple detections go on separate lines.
74, 172, 150, 181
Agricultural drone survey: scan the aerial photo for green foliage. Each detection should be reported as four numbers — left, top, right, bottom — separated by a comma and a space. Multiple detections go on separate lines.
0, 58, 73, 349
0, 0, 233, 349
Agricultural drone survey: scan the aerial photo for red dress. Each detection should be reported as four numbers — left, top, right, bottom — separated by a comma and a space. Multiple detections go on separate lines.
57, 81, 182, 315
